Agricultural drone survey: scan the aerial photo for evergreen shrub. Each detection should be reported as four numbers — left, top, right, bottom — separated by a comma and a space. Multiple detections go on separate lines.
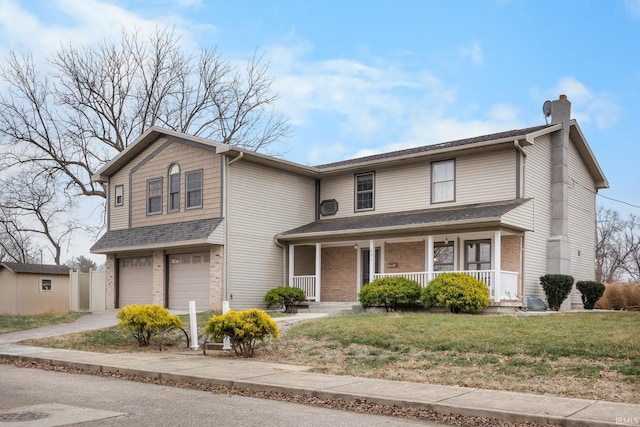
576, 280, 606, 310
205, 309, 279, 358
264, 286, 306, 313
421, 273, 490, 313
540, 274, 574, 311
358, 276, 422, 312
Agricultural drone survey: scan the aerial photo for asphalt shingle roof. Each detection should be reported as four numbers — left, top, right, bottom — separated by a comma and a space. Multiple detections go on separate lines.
315, 125, 551, 169
1, 263, 71, 275
91, 218, 223, 252
279, 199, 529, 238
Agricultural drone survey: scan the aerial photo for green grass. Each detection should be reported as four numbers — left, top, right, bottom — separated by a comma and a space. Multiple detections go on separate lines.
0, 312, 85, 333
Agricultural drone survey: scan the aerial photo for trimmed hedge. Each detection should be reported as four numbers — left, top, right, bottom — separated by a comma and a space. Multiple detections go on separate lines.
205, 309, 279, 358
421, 273, 489, 313
264, 286, 306, 313
540, 274, 574, 311
358, 277, 422, 312
576, 280, 606, 310
116, 304, 183, 347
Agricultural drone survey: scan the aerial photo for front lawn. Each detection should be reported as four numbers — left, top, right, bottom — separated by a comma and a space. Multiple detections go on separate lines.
257, 312, 640, 404
0, 312, 84, 334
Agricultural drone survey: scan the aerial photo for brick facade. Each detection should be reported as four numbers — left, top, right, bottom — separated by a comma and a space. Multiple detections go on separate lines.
209, 245, 224, 311
501, 235, 522, 274
384, 241, 425, 273
320, 246, 357, 301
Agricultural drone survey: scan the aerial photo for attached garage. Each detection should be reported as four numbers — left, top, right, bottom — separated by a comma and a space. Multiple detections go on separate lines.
118, 256, 153, 307
168, 252, 210, 310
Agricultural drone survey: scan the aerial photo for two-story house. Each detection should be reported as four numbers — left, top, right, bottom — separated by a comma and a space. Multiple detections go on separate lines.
91, 95, 608, 311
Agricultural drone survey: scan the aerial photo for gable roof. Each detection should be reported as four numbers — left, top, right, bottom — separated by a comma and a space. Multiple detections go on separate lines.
91, 218, 223, 254
0, 263, 70, 275
278, 199, 531, 241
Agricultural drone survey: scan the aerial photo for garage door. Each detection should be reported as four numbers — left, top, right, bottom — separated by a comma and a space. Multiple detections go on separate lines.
168, 252, 210, 310
119, 256, 153, 307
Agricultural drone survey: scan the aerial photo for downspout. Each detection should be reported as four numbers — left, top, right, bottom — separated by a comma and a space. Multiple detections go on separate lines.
273, 237, 287, 286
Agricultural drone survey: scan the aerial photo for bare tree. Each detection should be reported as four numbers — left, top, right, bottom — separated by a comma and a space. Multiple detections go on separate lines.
0, 27, 290, 200
0, 211, 37, 263
596, 206, 640, 283
0, 169, 80, 265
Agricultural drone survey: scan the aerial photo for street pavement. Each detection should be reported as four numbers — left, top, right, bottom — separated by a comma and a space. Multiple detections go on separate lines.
0, 310, 638, 427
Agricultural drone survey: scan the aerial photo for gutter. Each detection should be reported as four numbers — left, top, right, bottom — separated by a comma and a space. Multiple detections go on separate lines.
273, 237, 287, 286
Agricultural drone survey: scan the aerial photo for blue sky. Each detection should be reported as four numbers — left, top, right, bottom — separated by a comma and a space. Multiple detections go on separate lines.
1, 0, 639, 260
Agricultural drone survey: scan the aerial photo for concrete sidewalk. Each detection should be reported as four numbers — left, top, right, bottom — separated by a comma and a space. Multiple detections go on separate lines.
0, 312, 638, 426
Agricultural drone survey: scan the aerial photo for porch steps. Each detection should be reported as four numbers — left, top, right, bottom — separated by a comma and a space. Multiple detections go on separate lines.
296, 302, 361, 315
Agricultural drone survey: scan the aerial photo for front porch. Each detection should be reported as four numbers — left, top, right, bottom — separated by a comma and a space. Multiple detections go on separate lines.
288, 231, 523, 305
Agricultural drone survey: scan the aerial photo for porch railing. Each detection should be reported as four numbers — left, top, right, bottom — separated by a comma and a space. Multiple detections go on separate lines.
373, 270, 519, 302
292, 275, 316, 301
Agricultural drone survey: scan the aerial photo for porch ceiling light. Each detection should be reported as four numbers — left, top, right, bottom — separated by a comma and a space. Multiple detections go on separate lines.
354, 243, 358, 250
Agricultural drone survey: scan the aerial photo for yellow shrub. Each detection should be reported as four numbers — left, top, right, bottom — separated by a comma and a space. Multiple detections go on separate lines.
117, 304, 183, 346
205, 309, 279, 357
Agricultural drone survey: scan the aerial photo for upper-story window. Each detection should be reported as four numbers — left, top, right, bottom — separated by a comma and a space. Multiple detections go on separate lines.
168, 164, 180, 212
186, 170, 203, 209
114, 185, 124, 207
355, 172, 375, 212
432, 159, 455, 203
147, 178, 162, 215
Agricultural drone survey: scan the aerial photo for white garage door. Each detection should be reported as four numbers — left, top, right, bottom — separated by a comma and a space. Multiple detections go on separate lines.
119, 256, 153, 307
168, 252, 210, 310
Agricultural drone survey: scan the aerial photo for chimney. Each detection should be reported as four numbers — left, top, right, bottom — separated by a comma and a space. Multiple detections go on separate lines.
547, 95, 572, 307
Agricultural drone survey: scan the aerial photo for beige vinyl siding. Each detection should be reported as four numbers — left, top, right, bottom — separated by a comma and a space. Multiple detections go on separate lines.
521, 134, 552, 300
129, 139, 222, 228
227, 160, 316, 309
0, 271, 70, 315
567, 135, 598, 305
501, 199, 535, 231
319, 148, 517, 219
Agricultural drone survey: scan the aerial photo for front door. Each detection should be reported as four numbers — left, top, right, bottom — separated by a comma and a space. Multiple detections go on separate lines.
362, 248, 380, 285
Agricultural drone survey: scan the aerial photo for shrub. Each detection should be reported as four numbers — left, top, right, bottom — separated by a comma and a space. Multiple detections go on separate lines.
205, 309, 279, 357
358, 277, 422, 312
264, 286, 306, 313
117, 304, 183, 347
421, 273, 490, 313
576, 280, 606, 310
539, 274, 574, 311
595, 282, 640, 310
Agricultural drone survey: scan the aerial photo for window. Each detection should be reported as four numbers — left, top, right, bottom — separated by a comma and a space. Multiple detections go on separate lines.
432, 159, 455, 203
168, 164, 180, 212
114, 185, 124, 207
355, 172, 374, 211
40, 278, 52, 292
465, 240, 491, 271
186, 170, 202, 209
434, 241, 454, 271
147, 178, 162, 214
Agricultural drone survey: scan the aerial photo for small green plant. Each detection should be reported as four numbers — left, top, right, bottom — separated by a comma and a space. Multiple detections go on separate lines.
205, 309, 279, 357
264, 286, 306, 313
576, 280, 606, 310
540, 274, 574, 311
116, 304, 183, 347
358, 277, 422, 312
421, 273, 489, 313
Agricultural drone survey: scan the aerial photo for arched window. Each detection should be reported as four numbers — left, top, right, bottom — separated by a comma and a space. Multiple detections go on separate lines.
168, 163, 180, 212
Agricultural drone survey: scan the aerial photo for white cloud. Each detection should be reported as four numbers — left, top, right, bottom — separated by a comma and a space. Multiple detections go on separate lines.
625, 0, 640, 18
458, 40, 483, 66
538, 77, 621, 129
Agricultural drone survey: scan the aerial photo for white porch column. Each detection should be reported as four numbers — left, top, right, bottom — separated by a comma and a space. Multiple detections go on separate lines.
426, 236, 434, 284
493, 230, 501, 302
288, 244, 294, 287
315, 243, 321, 302
369, 239, 375, 283
356, 245, 362, 293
